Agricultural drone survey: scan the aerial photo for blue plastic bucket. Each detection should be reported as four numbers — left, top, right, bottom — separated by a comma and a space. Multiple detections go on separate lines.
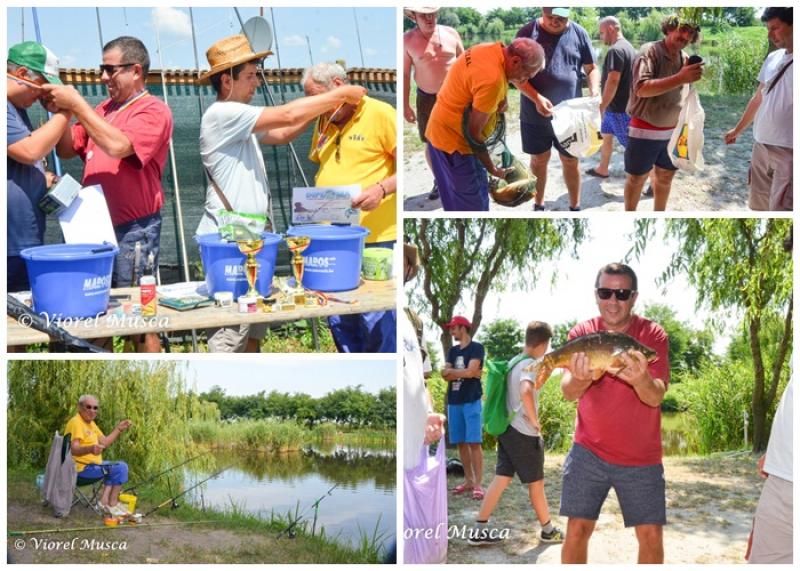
286, 225, 370, 292
195, 232, 281, 297
20, 243, 118, 319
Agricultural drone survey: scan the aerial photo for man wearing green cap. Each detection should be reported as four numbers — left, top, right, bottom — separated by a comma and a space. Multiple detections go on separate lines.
6, 41, 71, 293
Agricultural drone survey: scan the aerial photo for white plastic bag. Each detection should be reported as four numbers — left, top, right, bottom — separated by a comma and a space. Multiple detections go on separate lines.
668, 85, 705, 171
550, 96, 603, 158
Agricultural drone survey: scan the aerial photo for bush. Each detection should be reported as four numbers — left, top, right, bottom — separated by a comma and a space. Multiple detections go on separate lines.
188, 420, 220, 443
537, 373, 577, 452
719, 36, 768, 95
679, 360, 753, 453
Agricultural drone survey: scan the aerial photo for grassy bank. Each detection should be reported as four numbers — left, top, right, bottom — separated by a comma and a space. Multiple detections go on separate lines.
7, 467, 387, 563
189, 419, 395, 452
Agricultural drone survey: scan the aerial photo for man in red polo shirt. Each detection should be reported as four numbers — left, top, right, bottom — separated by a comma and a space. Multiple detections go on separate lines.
559, 263, 670, 563
44, 36, 173, 353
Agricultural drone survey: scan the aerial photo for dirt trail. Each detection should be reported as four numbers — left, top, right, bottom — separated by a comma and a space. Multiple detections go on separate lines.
445, 451, 761, 564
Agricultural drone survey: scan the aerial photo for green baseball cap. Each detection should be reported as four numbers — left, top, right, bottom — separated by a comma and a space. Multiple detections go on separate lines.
550, 8, 570, 18
8, 41, 63, 85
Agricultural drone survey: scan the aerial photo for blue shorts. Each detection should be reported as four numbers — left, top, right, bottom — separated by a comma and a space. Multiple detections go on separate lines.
112, 212, 162, 288
521, 120, 573, 157
79, 461, 129, 486
428, 145, 489, 211
601, 112, 631, 148
447, 399, 483, 444
328, 241, 396, 353
624, 136, 678, 176
560, 443, 666, 527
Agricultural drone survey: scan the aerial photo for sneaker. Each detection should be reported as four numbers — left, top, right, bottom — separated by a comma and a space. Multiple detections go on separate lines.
467, 527, 506, 546
534, 203, 545, 211
643, 184, 654, 197
540, 526, 564, 544
108, 504, 129, 517
569, 206, 581, 212
427, 183, 439, 201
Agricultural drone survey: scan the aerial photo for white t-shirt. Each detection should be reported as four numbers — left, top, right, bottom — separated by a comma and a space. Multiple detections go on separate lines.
196, 101, 273, 236
753, 49, 793, 148
764, 374, 792, 482
402, 308, 429, 470
507, 356, 541, 437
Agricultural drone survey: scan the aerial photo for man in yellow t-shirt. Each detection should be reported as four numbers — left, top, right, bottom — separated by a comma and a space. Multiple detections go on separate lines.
303, 62, 397, 353
64, 394, 133, 517
425, 38, 545, 211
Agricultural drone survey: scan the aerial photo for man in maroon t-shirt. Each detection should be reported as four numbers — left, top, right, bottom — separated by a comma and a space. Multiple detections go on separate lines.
44, 36, 173, 353
559, 263, 670, 563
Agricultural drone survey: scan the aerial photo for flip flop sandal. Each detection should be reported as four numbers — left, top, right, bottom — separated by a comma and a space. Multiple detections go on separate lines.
585, 168, 610, 178
472, 486, 485, 500
452, 483, 472, 494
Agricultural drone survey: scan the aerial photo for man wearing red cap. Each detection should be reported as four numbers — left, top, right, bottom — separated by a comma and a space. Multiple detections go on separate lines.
441, 315, 486, 500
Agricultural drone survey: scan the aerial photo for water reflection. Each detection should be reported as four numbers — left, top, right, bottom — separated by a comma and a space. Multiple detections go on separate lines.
184, 446, 396, 548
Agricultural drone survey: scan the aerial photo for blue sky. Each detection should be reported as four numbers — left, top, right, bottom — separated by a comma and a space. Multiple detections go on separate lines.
7, 7, 396, 70
181, 359, 395, 397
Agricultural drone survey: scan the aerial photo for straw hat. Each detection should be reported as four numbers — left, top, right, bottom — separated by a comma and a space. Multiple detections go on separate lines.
404, 7, 440, 20
197, 34, 272, 84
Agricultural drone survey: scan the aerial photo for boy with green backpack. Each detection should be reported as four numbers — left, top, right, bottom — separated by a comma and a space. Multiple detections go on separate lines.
469, 321, 564, 546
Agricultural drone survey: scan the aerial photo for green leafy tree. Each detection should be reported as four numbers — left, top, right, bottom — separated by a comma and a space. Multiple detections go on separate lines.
481, 318, 524, 361
437, 8, 459, 28
573, 7, 599, 40
452, 7, 484, 28
634, 219, 792, 451
641, 303, 715, 377
405, 218, 588, 356
551, 319, 577, 349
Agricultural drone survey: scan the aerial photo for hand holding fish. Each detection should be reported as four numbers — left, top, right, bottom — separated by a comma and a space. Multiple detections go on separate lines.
614, 350, 651, 387
569, 352, 604, 384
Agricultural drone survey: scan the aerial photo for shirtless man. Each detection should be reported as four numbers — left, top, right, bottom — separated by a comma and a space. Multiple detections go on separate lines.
403, 7, 464, 200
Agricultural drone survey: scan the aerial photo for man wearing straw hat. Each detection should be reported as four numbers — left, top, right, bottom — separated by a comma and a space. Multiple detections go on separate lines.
195, 35, 366, 353
44, 36, 172, 353
404, 7, 464, 201
6, 41, 71, 294
303, 62, 397, 353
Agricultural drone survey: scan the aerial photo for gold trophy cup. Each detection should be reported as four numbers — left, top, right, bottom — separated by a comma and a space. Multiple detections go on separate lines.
285, 235, 311, 304
237, 238, 265, 298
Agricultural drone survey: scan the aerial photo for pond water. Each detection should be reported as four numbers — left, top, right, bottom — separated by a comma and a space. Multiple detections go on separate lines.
662, 411, 699, 456
183, 445, 395, 549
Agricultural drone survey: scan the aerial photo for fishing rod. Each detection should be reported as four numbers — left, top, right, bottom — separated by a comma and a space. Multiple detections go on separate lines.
122, 450, 210, 495
143, 465, 232, 518
233, 7, 310, 188
31, 7, 62, 178
7, 295, 108, 352
8, 520, 221, 537
277, 482, 339, 539
150, 13, 197, 352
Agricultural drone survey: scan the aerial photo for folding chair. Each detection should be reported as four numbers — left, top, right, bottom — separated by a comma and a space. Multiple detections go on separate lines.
61, 433, 105, 516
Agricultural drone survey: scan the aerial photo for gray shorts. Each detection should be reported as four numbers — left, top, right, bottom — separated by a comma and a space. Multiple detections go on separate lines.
496, 425, 544, 484
560, 443, 666, 527
206, 323, 267, 352
749, 474, 792, 563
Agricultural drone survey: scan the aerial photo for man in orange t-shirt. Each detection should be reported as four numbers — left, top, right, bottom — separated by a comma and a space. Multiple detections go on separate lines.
425, 38, 545, 211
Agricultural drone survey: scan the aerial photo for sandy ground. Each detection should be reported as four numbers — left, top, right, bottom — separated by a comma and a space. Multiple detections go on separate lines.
444, 451, 762, 564
403, 95, 753, 213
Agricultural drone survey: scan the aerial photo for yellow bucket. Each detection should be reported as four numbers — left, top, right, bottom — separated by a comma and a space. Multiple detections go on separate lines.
118, 493, 137, 513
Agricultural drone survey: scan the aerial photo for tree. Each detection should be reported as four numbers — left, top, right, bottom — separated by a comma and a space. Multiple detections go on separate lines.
641, 303, 715, 377
452, 7, 484, 28
481, 318, 524, 361
437, 8, 460, 28
634, 219, 792, 452
573, 7, 599, 40
406, 218, 588, 356
551, 319, 577, 349
485, 18, 505, 39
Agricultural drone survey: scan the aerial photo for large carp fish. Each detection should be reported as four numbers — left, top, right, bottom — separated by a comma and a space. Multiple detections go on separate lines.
526, 331, 658, 388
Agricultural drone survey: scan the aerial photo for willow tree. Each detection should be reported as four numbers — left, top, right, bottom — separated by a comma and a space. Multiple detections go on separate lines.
634, 219, 792, 452
405, 218, 587, 356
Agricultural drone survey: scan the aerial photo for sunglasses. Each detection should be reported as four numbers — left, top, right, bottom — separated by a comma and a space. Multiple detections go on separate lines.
99, 63, 136, 76
83, 404, 99, 411
596, 288, 635, 301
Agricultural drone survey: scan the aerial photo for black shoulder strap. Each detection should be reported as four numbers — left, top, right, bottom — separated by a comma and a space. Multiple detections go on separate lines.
766, 59, 793, 95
